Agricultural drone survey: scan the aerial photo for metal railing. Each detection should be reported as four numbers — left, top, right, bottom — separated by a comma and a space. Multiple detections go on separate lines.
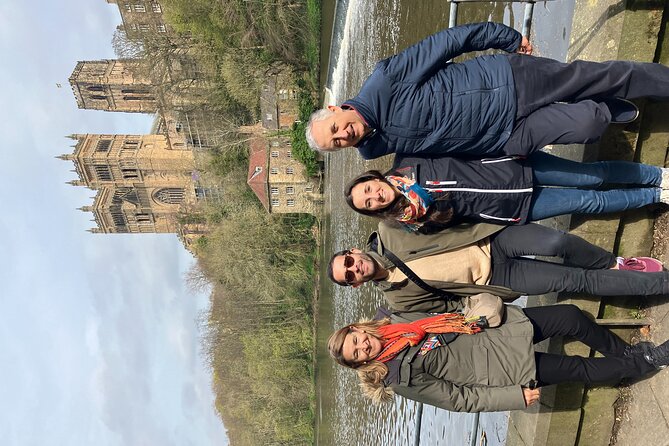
407, 2, 559, 444
447, 0, 555, 37
412, 5, 554, 443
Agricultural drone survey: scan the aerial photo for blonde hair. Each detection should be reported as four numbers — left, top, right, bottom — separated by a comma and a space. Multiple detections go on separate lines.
327, 318, 395, 403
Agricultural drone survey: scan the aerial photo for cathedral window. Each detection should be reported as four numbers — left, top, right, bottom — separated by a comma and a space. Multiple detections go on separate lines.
154, 188, 185, 205
122, 169, 139, 180
123, 140, 139, 150
94, 165, 113, 181
121, 88, 150, 95
95, 139, 112, 152
135, 213, 152, 223
111, 211, 127, 227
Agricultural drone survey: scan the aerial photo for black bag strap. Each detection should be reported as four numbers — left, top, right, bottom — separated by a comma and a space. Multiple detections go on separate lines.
381, 247, 457, 301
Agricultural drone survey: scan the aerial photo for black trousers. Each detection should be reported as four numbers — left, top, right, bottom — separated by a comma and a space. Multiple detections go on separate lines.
488, 224, 669, 296
502, 55, 669, 155
524, 305, 656, 386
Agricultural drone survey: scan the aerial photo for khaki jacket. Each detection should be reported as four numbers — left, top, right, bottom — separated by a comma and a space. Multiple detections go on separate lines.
367, 221, 520, 312
387, 305, 536, 412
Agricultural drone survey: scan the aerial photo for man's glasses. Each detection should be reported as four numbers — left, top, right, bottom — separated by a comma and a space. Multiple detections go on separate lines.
343, 254, 356, 285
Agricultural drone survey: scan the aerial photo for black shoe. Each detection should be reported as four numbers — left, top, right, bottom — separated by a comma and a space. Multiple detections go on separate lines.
604, 97, 639, 124
643, 339, 669, 369
624, 341, 655, 357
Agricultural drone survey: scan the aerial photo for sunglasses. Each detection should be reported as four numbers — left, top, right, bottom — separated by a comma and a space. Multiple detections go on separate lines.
343, 254, 356, 285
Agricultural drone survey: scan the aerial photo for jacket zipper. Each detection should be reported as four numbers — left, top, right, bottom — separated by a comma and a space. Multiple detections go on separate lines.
425, 186, 533, 194
479, 213, 521, 222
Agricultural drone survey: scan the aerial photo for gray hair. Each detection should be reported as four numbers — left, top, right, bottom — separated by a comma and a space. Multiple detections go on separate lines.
306, 108, 337, 152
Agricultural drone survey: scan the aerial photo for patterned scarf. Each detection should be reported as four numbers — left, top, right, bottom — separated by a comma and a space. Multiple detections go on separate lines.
385, 175, 434, 229
375, 313, 481, 363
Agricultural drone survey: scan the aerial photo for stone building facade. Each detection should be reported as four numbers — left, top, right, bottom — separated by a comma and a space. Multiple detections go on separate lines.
247, 137, 322, 214
59, 133, 200, 236
106, 0, 169, 36
69, 59, 157, 113
260, 70, 300, 130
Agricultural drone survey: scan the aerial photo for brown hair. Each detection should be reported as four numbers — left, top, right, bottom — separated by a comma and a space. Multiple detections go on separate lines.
327, 318, 395, 403
344, 169, 454, 232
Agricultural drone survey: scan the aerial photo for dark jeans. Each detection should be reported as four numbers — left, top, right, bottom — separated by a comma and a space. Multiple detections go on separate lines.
487, 224, 669, 296
528, 151, 661, 221
524, 305, 656, 385
503, 55, 669, 155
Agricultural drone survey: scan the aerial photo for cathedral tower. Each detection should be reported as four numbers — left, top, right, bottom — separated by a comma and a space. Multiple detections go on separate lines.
69, 60, 157, 113
60, 133, 196, 234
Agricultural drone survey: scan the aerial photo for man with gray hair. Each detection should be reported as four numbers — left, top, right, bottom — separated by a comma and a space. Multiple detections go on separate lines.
307, 21, 669, 160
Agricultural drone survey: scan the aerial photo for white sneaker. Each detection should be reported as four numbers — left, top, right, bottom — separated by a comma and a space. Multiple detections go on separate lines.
661, 167, 669, 189
661, 188, 669, 204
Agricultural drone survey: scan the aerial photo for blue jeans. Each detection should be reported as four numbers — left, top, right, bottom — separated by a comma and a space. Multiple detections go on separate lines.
528, 151, 662, 221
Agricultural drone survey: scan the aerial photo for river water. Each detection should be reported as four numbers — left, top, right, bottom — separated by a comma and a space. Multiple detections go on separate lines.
315, 2, 575, 445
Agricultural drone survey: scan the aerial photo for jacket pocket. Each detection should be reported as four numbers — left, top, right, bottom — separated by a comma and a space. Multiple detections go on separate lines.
472, 346, 489, 385
480, 156, 523, 164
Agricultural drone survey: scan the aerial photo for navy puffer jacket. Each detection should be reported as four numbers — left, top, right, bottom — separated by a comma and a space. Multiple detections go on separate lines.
392, 155, 534, 225
344, 22, 521, 160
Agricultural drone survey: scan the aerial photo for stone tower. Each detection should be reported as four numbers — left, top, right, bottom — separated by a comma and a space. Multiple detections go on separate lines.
69, 60, 157, 113
61, 133, 196, 234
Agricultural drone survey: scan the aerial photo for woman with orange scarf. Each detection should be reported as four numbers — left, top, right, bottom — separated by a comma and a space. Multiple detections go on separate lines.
328, 303, 669, 413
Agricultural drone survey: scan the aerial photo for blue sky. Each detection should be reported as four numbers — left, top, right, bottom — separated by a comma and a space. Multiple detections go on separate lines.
0, 1, 228, 444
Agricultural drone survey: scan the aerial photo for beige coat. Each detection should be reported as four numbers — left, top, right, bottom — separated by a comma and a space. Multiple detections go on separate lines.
367, 221, 520, 312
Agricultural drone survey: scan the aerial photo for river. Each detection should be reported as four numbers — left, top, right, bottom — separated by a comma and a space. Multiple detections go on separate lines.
315, 1, 575, 445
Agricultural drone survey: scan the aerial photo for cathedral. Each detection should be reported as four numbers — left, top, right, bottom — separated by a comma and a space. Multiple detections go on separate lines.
58, 133, 198, 235
62, 0, 319, 246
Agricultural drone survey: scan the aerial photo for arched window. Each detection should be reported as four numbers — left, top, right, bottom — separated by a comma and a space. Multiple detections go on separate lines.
153, 188, 185, 204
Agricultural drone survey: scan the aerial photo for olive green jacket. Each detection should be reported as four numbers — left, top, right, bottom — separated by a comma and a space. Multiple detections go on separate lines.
366, 221, 520, 312
387, 305, 535, 412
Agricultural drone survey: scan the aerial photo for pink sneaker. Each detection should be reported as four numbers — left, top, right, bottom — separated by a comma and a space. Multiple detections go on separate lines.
617, 257, 665, 273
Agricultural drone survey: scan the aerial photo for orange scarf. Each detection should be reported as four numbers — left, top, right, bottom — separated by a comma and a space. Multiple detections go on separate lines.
376, 313, 481, 363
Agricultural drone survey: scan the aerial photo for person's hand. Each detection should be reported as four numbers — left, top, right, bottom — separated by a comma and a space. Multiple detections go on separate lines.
517, 36, 533, 55
523, 387, 540, 406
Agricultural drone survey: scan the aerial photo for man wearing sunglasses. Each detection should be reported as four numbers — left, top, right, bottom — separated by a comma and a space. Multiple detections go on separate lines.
327, 222, 667, 313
